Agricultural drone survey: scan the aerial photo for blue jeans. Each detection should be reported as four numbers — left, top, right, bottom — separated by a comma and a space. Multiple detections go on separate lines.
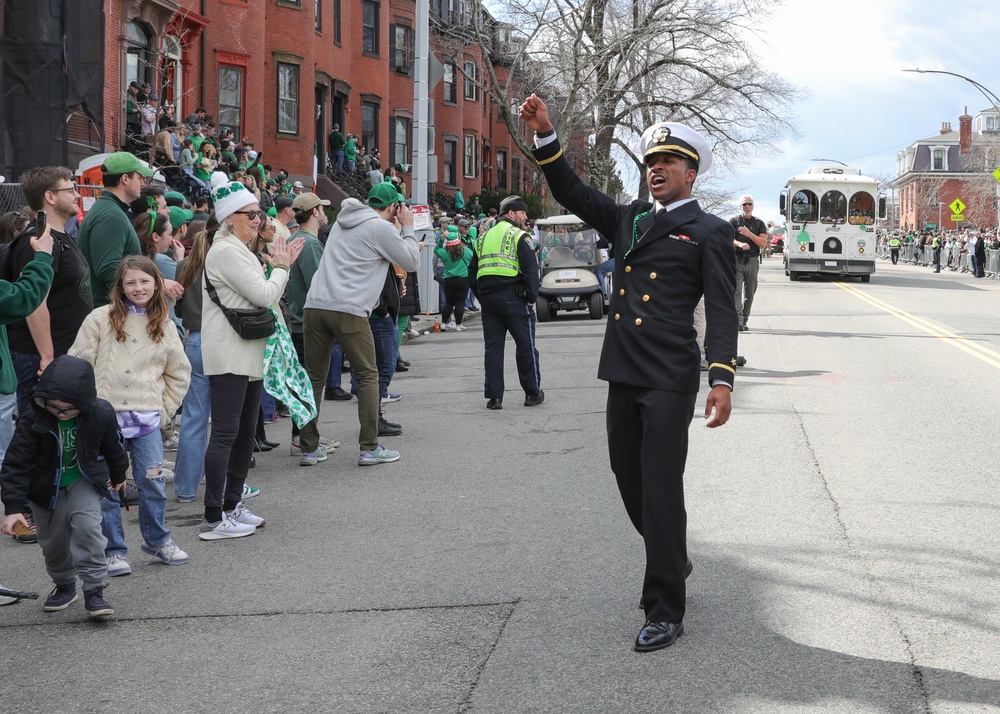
333, 150, 345, 171
0, 392, 16, 469
10, 350, 41, 418
465, 288, 476, 309
102, 429, 170, 554
261, 390, 277, 420
173, 331, 209, 501
355, 316, 397, 400
597, 258, 615, 295
326, 340, 344, 389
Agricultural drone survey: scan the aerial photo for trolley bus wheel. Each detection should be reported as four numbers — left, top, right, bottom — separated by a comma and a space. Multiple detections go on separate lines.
860, 274, 871, 283
789, 271, 800, 281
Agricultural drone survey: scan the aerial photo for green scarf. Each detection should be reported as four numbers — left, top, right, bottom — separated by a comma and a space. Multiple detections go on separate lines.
262, 308, 317, 428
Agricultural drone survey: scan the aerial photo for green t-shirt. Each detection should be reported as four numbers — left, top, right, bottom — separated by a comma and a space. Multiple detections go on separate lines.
58, 416, 82, 488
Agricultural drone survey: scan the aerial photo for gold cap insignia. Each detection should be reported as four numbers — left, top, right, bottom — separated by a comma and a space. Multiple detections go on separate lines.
651, 126, 671, 144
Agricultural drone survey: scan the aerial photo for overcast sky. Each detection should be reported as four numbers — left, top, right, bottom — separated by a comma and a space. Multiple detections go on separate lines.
629, 0, 999, 226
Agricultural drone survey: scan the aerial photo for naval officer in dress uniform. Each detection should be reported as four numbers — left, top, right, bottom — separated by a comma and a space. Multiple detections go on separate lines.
520, 94, 739, 652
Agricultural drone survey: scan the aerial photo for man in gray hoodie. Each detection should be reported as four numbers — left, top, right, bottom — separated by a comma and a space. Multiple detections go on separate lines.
301, 183, 420, 466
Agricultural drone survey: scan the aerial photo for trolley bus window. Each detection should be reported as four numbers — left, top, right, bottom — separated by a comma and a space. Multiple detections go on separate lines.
820, 190, 847, 224
790, 190, 818, 223
848, 191, 875, 225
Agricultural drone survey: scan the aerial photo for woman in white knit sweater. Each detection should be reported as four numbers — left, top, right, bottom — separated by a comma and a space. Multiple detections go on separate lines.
199, 176, 301, 540
70, 256, 192, 572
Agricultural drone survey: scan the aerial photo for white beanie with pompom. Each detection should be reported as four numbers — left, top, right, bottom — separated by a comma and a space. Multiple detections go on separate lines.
211, 174, 257, 223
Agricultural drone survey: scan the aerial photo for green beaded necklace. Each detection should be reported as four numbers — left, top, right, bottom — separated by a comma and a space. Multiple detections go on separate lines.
625, 210, 651, 260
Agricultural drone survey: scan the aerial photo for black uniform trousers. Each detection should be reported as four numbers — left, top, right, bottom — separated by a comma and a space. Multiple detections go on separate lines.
479, 288, 541, 402
607, 382, 697, 624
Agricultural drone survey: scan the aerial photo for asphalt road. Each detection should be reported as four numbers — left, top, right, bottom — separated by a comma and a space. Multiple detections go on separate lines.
2, 256, 999, 713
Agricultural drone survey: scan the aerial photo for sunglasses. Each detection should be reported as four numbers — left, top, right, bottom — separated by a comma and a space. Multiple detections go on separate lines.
233, 209, 264, 220
741, 203, 753, 207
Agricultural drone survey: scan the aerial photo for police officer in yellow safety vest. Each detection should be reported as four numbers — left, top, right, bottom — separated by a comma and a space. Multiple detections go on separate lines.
889, 235, 901, 265
468, 195, 543, 410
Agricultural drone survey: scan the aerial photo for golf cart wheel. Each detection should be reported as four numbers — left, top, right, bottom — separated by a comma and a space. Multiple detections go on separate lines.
535, 299, 551, 322
588, 292, 604, 319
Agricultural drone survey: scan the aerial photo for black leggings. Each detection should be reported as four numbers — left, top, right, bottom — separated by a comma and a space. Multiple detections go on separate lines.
442, 276, 469, 325
204, 374, 263, 518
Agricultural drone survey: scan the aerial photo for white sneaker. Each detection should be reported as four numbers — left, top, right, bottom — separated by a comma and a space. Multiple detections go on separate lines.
160, 467, 175, 482
106, 553, 132, 577
456, 325, 466, 331
162, 435, 180, 451
242, 484, 260, 499
198, 513, 256, 540
229, 502, 266, 528
141, 538, 189, 565
290, 436, 340, 453
443, 321, 457, 332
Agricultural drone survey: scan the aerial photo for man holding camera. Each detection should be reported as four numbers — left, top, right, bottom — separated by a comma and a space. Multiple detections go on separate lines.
300, 183, 420, 467
730, 195, 768, 332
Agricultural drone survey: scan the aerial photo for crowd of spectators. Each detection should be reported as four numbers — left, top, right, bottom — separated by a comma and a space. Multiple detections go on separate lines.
877, 228, 1000, 276
0, 116, 469, 616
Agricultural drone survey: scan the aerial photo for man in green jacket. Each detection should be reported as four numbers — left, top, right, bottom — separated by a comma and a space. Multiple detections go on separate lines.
329, 124, 346, 171
78, 152, 183, 306
77, 152, 152, 308
344, 134, 357, 173
284, 192, 330, 462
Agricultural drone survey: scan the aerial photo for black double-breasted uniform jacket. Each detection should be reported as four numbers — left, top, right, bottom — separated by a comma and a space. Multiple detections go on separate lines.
532, 138, 739, 393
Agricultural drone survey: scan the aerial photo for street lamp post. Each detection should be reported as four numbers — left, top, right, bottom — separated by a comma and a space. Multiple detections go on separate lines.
903, 68, 1000, 117
939, 201, 944, 230
905, 68, 1000, 232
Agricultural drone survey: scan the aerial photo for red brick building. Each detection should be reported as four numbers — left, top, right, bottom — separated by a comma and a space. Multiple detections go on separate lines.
92, 0, 538, 203
894, 107, 1000, 231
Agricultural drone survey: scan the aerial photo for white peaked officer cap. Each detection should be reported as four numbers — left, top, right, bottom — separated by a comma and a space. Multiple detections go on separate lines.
638, 122, 713, 175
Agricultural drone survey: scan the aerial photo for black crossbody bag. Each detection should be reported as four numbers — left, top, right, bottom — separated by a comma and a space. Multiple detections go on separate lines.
203, 272, 276, 340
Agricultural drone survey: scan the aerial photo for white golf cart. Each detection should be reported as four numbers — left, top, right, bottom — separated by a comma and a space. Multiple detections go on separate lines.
533, 214, 606, 322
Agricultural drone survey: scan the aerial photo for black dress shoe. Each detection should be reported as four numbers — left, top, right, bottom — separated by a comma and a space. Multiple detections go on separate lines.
395, 359, 409, 372
260, 438, 280, 449
254, 438, 274, 452
634, 621, 683, 652
400, 359, 411, 367
328, 386, 353, 401
524, 390, 545, 407
249, 455, 256, 469
378, 415, 403, 436
486, 398, 503, 410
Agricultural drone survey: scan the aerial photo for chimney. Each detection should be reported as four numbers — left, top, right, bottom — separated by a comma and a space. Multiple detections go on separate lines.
941, 121, 952, 134
959, 106, 973, 155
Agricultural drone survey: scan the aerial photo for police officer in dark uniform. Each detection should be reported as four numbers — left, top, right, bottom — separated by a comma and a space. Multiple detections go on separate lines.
521, 94, 739, 652
468, 196, 543, 410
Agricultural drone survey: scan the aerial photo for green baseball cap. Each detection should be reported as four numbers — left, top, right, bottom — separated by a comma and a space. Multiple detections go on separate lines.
368, 182, 403, 208
101, 151, 154, 178
164, 190, 187, 207
168, 205, 193, 229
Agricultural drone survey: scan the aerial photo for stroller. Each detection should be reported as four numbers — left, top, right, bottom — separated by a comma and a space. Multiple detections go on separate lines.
159, 166, 211, 206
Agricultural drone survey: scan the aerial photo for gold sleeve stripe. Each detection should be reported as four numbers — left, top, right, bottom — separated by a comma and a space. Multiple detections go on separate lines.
537, 149, 563, 166
709, 362, 736, 376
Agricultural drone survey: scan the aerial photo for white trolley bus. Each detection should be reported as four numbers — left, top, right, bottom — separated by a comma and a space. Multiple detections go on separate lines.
779, 166, 885, 282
